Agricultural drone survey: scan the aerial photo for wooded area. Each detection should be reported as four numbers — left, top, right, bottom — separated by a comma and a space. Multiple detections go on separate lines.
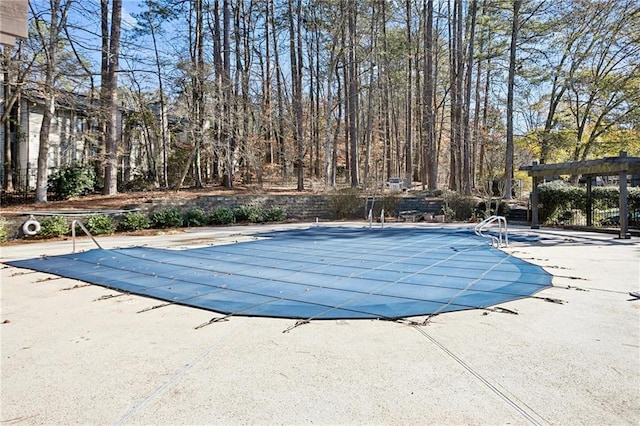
1, 0, 638, 203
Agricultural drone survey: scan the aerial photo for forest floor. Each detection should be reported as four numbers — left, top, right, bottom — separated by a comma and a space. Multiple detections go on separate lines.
0, 184, 315, 212
0, 184, 320, 245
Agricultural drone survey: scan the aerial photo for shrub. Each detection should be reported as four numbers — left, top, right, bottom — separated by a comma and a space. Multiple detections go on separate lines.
630, 187, 640, 211
535, 184, 640, 226
330, 187, 362, 219
442, 190, 477, 221
0, 217, 8, 243
234, 204, 264, 223
537, 181, 586, 223
184, 208, 209, 227
475, 199, 510, 219
592, 186, 619, 209
40, 216, 69, 238
119, 211, 150, 231
151, 208, 184, 228
380, 195, 401, 217
84, 214, 116, 235
210, 207, 235, 225
48, 163, 95, 200
265, 206, 286, 222
123, 172, 155, 192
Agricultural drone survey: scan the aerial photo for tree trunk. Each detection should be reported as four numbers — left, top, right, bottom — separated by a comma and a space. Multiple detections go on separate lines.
461, 0, 477, 195
34, 0, 69, 203
146, 10, 168, 187
504, 0, 521, 199
405, 0, 413, 187
347, 0, 358, 187
288, 0, 304, 191
269, 0, 286, 179
422, 0, 437, 190
102, 0, 122, 196
2, 53, 14, 192
192, 0, 204, 188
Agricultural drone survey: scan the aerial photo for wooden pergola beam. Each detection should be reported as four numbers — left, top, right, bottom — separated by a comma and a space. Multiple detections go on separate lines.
520, 152, 639, 239
520, 154, 640, 178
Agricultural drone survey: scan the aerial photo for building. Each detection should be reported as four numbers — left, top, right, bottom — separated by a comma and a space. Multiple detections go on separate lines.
0, 86, 124, 189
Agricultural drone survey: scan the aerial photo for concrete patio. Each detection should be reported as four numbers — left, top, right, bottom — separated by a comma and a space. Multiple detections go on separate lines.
1, 222, 639, 425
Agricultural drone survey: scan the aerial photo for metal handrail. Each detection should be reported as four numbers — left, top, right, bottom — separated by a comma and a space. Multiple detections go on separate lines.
474, 215, 508, 247
71, 219, 103, 253
367, 209, 385, 229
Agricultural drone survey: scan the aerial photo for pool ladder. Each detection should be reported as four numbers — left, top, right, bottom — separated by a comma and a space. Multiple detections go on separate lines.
474, 215, 508, 248
71, 219, 103, 253
368, 209, 385, 228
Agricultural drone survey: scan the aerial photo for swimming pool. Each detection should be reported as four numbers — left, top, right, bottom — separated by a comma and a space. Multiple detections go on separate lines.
7, 226, 552, 322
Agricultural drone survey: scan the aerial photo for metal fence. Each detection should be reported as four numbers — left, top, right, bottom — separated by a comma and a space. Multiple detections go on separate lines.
551, 204, 640, 229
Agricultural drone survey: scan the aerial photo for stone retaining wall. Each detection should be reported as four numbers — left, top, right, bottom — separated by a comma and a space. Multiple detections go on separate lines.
144, 194, 444, 220
2, 195, 445, 239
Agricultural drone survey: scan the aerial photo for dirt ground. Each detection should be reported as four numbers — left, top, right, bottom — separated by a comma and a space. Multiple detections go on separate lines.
0, 185, 313, 213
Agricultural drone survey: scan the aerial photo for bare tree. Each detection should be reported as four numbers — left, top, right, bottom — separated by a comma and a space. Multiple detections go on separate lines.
347, 0, 358, 187
31, 0, 73, 203
421, 0, 437, 190
101, 0, 122, 196
287, 0, 305, 190
405, 0, 413, 187
461, 0, 477, 195
504, 0, 521, 199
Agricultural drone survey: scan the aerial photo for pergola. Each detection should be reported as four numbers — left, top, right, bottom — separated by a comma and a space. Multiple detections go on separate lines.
521, 152, 640, 239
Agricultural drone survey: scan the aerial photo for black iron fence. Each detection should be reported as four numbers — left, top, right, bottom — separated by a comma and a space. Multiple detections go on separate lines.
547, 204, 640, 229
0, 165, 39, 204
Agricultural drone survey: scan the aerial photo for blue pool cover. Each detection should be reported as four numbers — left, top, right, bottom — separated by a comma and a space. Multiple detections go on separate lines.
7, 227, 552, 320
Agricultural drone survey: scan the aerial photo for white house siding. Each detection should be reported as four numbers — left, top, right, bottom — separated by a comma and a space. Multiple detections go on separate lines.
3, 90, 160, 189
26, 103, 41, 171
0, 72, 4, 183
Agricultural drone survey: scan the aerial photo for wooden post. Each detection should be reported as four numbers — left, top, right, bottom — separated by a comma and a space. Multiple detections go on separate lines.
619, 170, 630, 239
619, 151, 630, 239
531, 161, 539, 229
586, 176, 593, 227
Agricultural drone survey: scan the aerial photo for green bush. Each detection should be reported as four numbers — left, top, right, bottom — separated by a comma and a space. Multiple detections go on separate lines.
330, 187, 362, 219
151, 208, 184, 228
234, 204, 264, 223
84, 214, 116, 235
475, 199, 510, 219
265, 206, 286, 222
536, 183, 640, 226
123, 172, 155, 192
210, 207, 235, 225
48, 163, 95, 200
40, 216, 69, 238
0, 217, 8, 243
119, 211, 150, 231
380, 195, 401, 217
537, 181, 586, 223
184, 208, 209, 227
442, 190, 477, 221
592, 186, 619, 209
630, 187, 640, 211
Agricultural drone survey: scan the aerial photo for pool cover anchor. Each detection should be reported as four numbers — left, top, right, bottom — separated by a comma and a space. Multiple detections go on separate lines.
195, 315, 231, 329
137, 302, 174, 313
489, 306, 519, 315
94, 293, 128, 301
283, 319, 311, 333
